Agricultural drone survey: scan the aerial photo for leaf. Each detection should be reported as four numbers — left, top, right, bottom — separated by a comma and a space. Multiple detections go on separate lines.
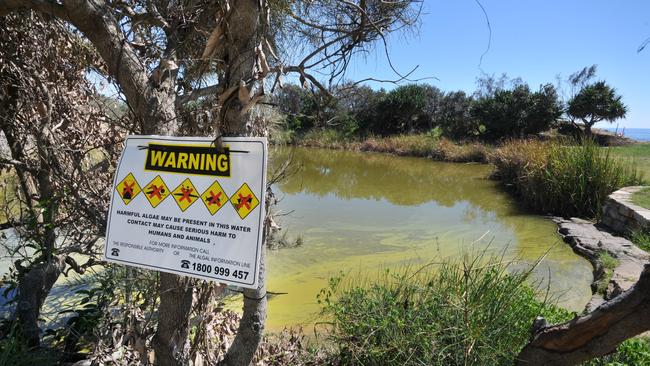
238, 80, 250, 105
36, 102, 47, 117
201, 24, 223, 60
257, 45, 270, 76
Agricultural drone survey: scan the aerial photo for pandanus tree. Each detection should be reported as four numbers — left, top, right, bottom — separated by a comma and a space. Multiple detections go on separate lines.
567, 80, 627, 136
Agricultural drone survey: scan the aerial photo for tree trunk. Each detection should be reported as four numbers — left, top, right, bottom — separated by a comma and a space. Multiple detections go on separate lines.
151, 273, 194, 366
15, 256, 66, 346
220, 248, 267, 366
516, 264, 650, 366
217, 1, 268, 364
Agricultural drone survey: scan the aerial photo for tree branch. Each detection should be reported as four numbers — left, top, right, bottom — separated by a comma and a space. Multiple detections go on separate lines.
0, 0, 69, 19
516, 264, 650, 366
175, 84, 219, 106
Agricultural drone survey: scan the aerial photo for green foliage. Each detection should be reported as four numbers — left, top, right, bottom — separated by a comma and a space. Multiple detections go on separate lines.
595, 251, 619, 295
367, 84, 433, 135
491, 139, 644, 218
583, 338, 650, 366
599, 251, 619, 271
629, 229, 650, 253
435, 91, 479, 139
568, 81, 627, 133
0, 321, 59, 366
471, 84, 562, 140
318, 252, 573, 366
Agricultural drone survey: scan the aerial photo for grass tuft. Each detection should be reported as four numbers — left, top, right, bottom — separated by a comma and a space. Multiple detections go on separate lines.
318, 252, 572, 366
490, 139, 644, 218
595, 251, 619, 295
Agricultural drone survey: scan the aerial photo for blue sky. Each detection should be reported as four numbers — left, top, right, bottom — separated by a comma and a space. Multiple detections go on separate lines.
346, 0, 650, 129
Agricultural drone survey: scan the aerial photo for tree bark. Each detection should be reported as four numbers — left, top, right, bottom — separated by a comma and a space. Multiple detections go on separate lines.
217, 1, 268, 364
516, 264, 650, 366
220, 248, 267, 366
15, 256, 66, 346
151, 273, 194, 366
1, 1, 268, 362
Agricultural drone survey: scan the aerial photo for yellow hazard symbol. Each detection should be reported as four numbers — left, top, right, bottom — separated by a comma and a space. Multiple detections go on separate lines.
115, 172, 141, 205
230, 183, 260, 220
143, 175, 170, 208
201, 180, 228, 215
172, 178, 199, 212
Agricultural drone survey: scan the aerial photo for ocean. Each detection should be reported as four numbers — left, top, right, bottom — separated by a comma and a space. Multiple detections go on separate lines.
604, 128, 650, 142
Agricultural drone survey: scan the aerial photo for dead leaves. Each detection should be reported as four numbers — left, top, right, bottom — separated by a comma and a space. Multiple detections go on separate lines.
201, 23, 224, 61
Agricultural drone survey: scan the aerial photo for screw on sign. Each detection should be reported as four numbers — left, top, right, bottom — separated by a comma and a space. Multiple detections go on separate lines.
230, 183, 260, 219
143, 175, 170, 208
115, 172, 141, 205
172, 178, 199, 212
201, 180, 228, 215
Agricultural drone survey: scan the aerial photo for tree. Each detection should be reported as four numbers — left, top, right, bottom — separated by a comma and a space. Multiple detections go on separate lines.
435, 91, 477, 139
567, 81, 627, 136
0, 1, 422, 364
0, 13, 120, 347
372, 84, 433, 135
471, 83, 562, 140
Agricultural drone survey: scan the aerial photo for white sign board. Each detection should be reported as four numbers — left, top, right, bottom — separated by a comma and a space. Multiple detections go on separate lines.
104, 135, 267, 288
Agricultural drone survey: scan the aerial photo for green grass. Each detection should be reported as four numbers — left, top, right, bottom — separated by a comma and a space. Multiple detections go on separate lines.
318, 252, 573, 366
491, 139, 645, 218
631, 187, 650, 210
629, 230, 650, 253
595, 251, 619, 295
610, 143, 650, 179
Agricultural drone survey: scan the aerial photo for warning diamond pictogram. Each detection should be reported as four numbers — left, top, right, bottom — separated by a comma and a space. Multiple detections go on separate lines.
143, 175, 170, 208
172, 178, 199, 212
230, 183, 259, 220
201, 180, 228, 215
115, 172, 141, 205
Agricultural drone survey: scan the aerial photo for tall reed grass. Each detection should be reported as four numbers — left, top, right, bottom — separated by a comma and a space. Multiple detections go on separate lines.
490, 139, 644, 218
318, 252, 571, 365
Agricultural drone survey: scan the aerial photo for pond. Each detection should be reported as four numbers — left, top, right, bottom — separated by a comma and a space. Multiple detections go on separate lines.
264, 147, 593, 332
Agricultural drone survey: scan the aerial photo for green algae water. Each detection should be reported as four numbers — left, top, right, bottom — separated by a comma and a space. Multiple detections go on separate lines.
264, 147, 593, 332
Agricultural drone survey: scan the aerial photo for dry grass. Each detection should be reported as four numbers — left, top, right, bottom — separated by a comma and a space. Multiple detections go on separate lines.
294, 130, 490, 163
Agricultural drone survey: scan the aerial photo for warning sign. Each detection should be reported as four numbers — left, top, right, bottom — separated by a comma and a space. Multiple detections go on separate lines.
201, 180, 228, 215
104, 136, 267, 288
116, 173, 141, 205
230, 183, 260, 220
143, 175, 170, 208
172, 178, 199, 212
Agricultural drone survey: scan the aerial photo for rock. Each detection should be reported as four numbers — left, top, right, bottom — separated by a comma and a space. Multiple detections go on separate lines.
553, 217, 649, 311
602, 186, 650, 234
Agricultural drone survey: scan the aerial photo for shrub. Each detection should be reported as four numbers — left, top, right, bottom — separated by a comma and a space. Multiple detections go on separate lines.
472, 84, 562, 140
491, 139, 644, 218
318, 252, 573, 366
435, 91, 479, 139
369, 84, 435, 135
584, 337, 650, 366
